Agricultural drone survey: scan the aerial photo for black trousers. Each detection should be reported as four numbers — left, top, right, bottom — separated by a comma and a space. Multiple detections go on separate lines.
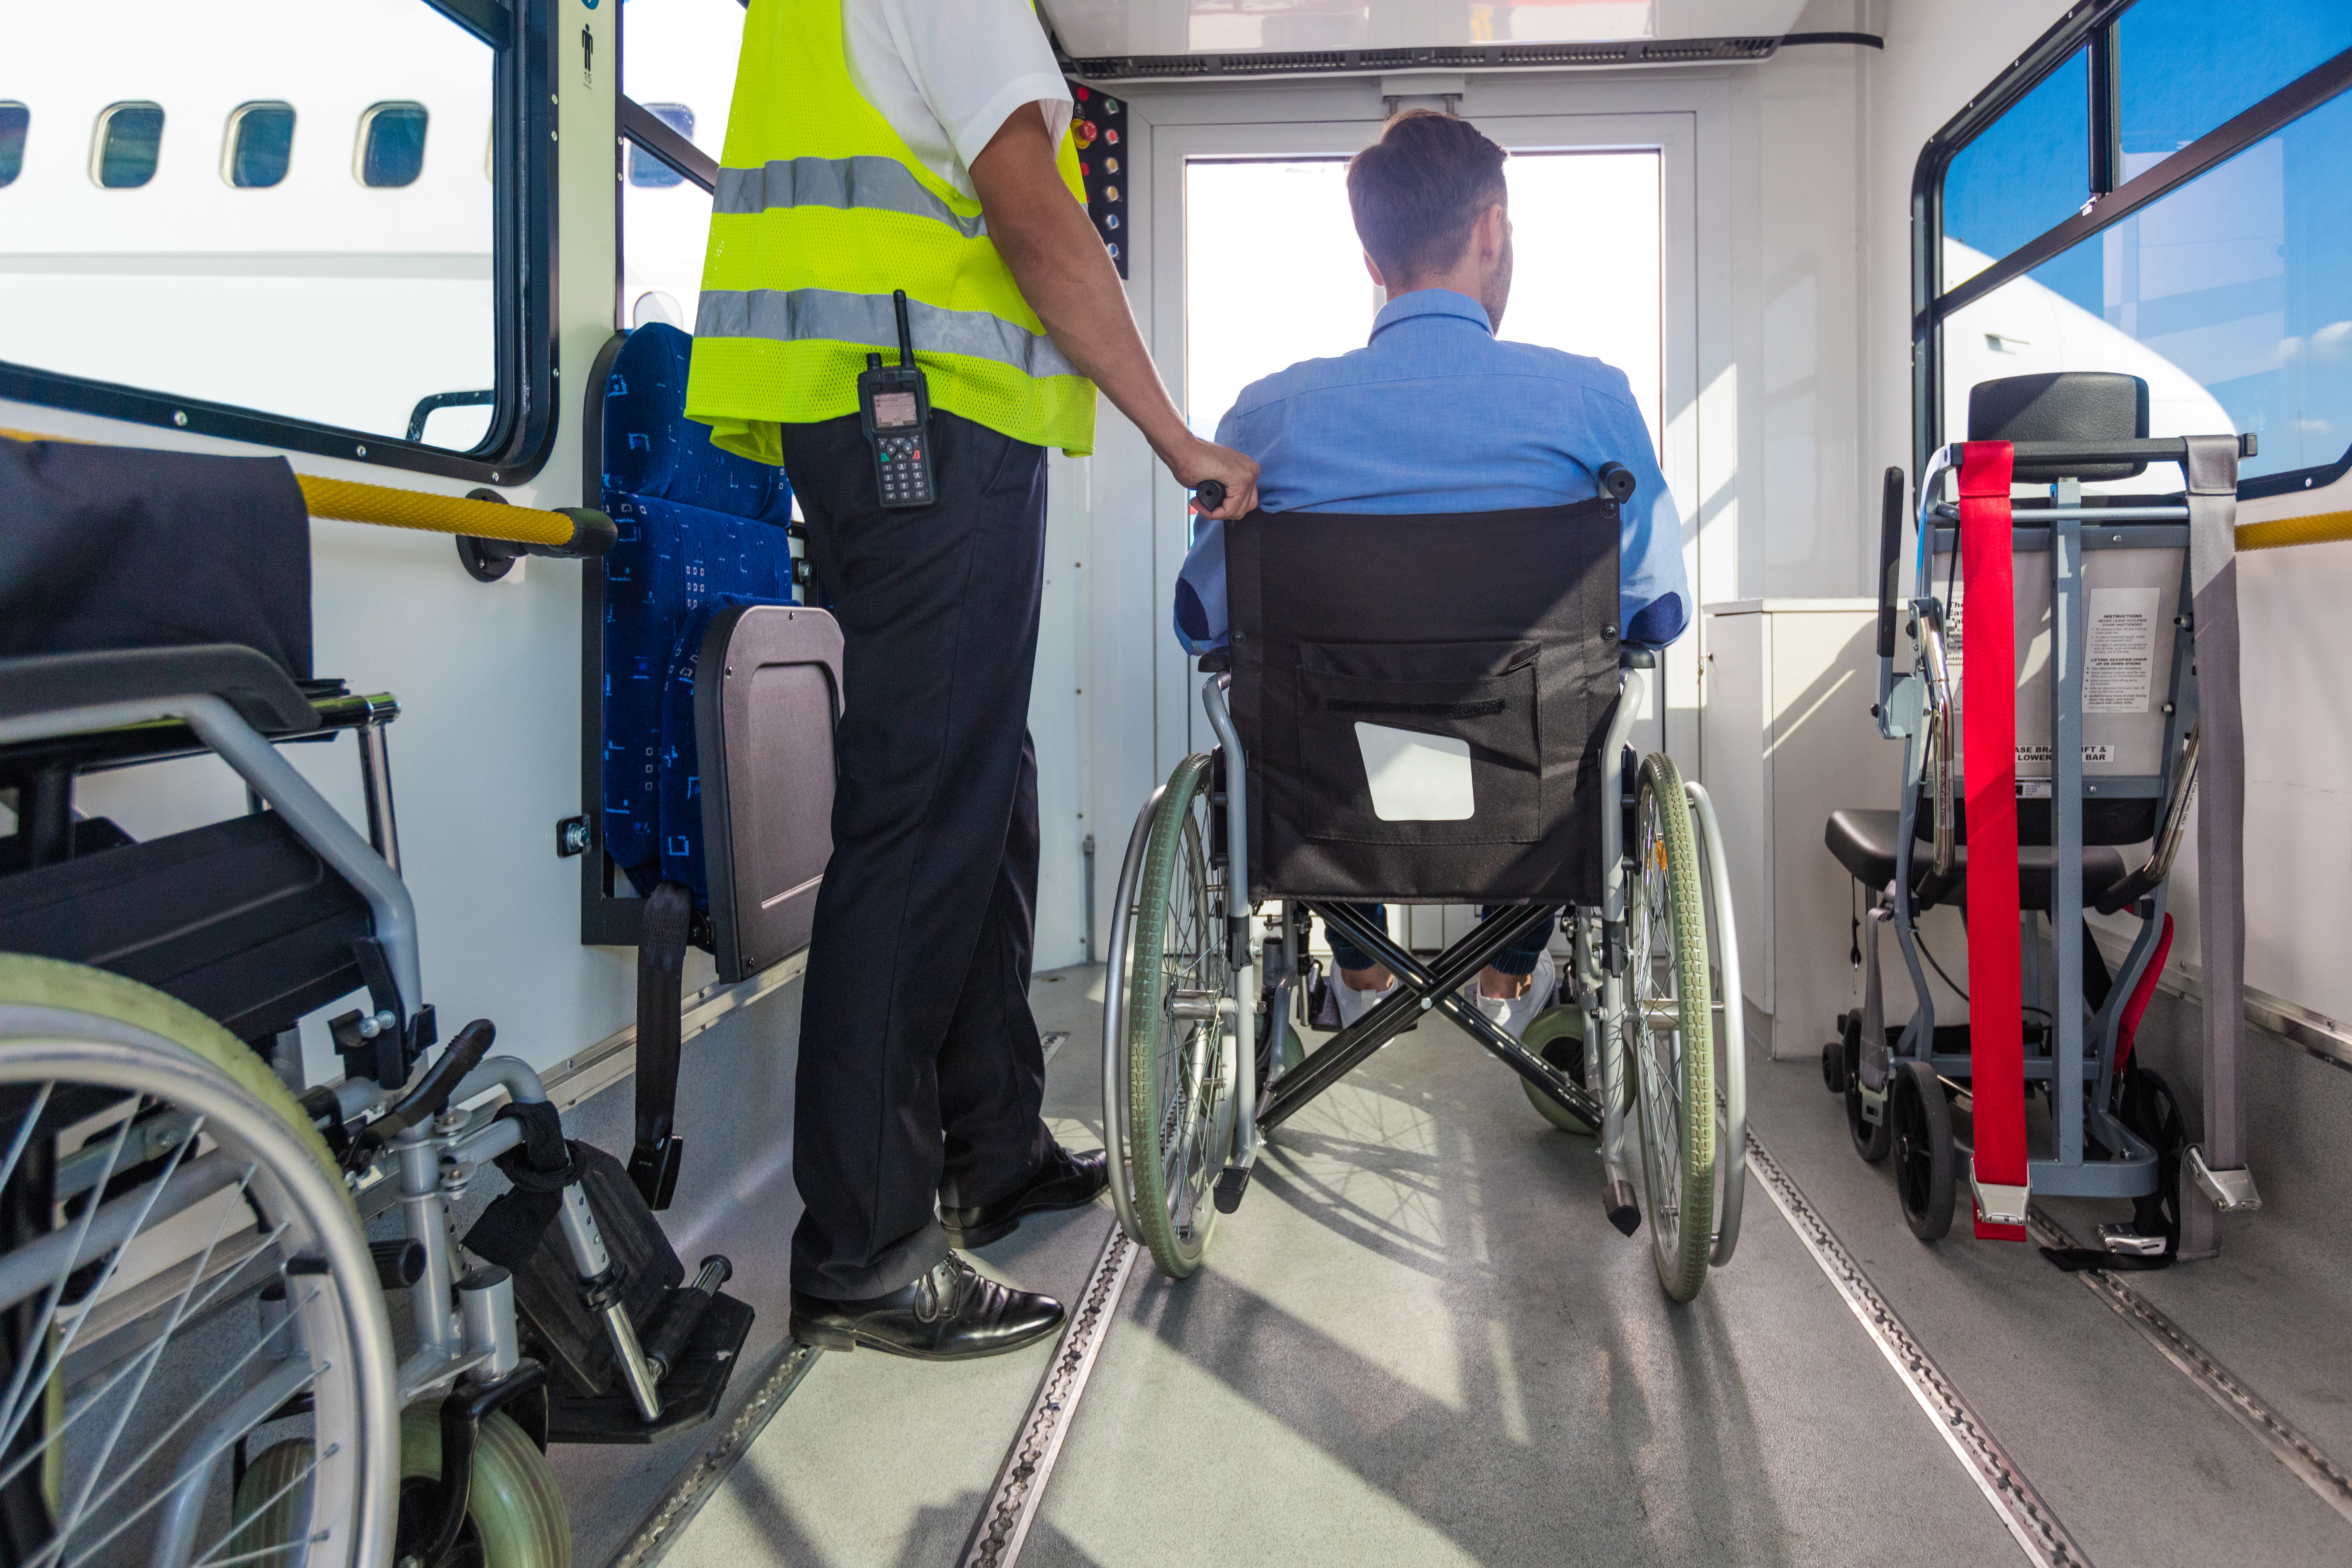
778, 411, 1053, 1299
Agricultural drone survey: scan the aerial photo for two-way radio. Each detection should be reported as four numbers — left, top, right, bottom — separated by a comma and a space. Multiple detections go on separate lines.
858, 289, 936, 508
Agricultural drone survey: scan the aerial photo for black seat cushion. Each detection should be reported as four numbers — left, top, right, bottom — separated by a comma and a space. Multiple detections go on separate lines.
1825, 808, 2127, 912
0, 646, 318, 735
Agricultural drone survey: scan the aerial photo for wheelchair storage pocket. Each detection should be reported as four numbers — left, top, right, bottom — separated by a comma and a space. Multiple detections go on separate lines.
1295, 639, 1541, 846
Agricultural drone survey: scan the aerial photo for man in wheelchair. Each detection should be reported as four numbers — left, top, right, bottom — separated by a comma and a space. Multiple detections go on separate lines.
1171, 108, 1690, 1038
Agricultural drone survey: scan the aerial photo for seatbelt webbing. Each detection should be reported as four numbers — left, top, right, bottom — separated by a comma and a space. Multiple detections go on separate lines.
1959, 440, 2028, 1241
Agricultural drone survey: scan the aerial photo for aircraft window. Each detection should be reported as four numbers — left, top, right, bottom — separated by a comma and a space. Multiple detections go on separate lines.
223, 101, 296, 189
92, 102, 166, 189
0, 105, 26, 188
617, 0, 746, 331
356, 102, 430, 188
2118, 0, 2352, 170
1185, 151, 1664, 452
629, 103, 695, 187
1943, 87, 2352, 489
0, 0, 537, 477
1941, 49, 2088, 294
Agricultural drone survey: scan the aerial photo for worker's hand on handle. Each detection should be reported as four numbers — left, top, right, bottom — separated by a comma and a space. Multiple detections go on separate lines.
1170, 438, 1258, 520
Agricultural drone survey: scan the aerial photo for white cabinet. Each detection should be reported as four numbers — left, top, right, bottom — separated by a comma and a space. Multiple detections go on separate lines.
1701, 599, 1950, 1059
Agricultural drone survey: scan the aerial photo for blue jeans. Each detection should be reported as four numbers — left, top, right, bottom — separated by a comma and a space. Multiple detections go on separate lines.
1324, 905, 1556, 977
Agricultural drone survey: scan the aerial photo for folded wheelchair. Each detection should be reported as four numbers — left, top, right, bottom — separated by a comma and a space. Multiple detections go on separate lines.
0, 434, 782, 1568
1823, 371, 2258, 1255
1103, 474, 1747, 1303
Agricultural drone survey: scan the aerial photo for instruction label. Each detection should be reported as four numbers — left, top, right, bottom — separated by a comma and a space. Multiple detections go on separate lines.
2084, 587, 2159, 713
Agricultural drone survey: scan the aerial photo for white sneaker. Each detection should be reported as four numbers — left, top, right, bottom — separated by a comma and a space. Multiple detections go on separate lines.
1333, 971, 1397, 1029
1465, 949, 1557, 1040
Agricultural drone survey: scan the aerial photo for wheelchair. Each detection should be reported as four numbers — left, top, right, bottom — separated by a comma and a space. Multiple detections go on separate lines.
0, 433, 776, 1565
1103, 474, 1746, 1303
1823, 370, 2256, 1252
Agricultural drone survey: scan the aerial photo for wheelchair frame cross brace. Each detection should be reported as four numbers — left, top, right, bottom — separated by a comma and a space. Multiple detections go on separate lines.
1200, 664, 1661, 1239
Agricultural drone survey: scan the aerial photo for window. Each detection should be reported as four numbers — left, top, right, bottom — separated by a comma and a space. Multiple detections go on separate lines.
617, 0, 750, 332
0, 1, 553, 481
356, 102, 430, 188
223, 102, 296, 189
1184, 151, 1663, 448
629, 103, 695, 187
92, 102, 164, 189
0, 105, 26, 189
1921, 0, 2352, 495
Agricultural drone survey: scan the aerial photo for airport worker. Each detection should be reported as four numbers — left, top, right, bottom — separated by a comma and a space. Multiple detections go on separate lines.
685, 0, 1259, 1361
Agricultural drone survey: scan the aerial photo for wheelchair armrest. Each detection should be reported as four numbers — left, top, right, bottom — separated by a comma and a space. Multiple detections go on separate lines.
1617, 647, 1657, 671
0, 646, 320, 736
1197, 648, 1232, 674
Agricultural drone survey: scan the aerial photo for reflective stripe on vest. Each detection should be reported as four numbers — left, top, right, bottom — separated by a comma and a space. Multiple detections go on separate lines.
697, 288, 1080, 381
712, 155, 990, 239
685, 0, 1096, 457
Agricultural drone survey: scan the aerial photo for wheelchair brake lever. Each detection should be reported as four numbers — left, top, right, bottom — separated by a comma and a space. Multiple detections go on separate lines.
339, 1018, 498, 1173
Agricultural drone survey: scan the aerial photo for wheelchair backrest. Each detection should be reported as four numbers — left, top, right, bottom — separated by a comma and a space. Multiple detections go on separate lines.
1226, 499, 1621, 904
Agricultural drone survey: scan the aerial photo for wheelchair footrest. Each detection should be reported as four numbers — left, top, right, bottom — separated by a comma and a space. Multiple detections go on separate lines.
1213, 1163, 1254, 1214
543, 1289, 755, 1445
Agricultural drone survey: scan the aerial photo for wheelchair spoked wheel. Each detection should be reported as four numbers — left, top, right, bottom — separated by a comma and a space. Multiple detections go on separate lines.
1889, 1059, 1957, 1242
1625, 755, 1717, 1303
0, 954, 399, 1568
1109, 753, 1240, 1279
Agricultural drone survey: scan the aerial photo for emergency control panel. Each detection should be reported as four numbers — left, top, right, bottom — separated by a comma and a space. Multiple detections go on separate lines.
1067, 81, 1128, 278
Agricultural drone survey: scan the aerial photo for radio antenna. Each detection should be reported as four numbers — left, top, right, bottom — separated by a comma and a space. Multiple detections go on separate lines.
893, 289, 916, 368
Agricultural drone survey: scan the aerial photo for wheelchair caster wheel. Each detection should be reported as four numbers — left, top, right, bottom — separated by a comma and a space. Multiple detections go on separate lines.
1890, 1059, 1956, 1241
1842, 1013, 1890, 1163
1519, 1006, 1597, 1135
1821, 1038, 1846, 1094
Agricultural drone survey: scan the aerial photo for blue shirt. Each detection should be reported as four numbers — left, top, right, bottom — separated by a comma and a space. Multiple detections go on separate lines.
1174, 289, 1689, 653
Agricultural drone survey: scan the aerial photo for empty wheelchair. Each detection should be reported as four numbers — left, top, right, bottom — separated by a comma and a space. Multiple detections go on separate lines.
1824, 371, 2255, 1253
0, 437, 766, 1567
1104, 474, 1746, 1303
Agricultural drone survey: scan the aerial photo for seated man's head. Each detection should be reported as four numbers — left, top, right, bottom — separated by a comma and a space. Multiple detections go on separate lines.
1347, 110, 1513, 330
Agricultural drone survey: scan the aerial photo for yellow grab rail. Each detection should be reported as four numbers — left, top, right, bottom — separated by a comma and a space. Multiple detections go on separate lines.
2233, 509, 2352, 554
2, 426, 607, 554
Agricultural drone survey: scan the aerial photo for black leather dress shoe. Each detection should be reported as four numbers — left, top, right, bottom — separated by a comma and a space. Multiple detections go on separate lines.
940, 1144, 1110, 1248
790, 1254, 1063, 1360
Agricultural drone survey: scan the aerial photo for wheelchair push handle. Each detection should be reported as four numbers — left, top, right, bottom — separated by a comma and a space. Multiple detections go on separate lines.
1875, 466, 1906, 660
1595, 461, 1637, 505
1191, 479, 1227, 514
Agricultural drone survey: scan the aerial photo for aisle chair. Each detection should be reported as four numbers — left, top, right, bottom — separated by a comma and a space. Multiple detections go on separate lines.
1823, 371, 2258, 1253
1104, 474, 1748, 1304
584, 322, 843, 1209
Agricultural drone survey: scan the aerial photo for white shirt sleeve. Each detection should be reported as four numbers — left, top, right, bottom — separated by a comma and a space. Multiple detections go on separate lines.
871, 0, 1073, 173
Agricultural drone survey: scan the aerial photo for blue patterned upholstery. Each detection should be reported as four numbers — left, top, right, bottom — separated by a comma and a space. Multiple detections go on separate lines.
598, 325, 795, 901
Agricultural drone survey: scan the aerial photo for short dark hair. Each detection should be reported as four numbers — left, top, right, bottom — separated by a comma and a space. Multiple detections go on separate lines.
1346, 110, 1509, 284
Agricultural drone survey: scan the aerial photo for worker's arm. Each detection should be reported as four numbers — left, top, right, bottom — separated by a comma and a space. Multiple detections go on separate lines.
971, 103, 1258, 519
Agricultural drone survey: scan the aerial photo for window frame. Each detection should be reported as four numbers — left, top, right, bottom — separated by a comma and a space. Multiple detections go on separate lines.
0, 0, 560, 485
1911, 0, 2352, 497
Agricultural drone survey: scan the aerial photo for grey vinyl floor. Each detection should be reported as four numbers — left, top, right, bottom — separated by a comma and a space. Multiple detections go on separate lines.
651, 967, 2352, 1568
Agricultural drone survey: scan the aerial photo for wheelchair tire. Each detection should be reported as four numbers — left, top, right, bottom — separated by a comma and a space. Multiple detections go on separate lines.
1889, 1059, 1956, 1242
1111, 753, 1240, 1279
394, 1406, 571, 1568
0, 954, 398, 1568
1625, 755, 1717, 1304
1518, 1007, 1596, 1135
1843, 1013, 1892, 1163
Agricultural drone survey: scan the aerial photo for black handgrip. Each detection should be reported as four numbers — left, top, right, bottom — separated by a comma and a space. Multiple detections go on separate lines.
643, 1255, 734, 1378
341, 1018, 498, 1173
1876, 466, 1907, 660
1191, 479, 1227, 514
371, 1238, 427, 1290
1595, 461, 1637, 504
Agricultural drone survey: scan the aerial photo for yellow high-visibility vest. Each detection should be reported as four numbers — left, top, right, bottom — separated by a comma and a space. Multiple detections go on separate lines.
684, 0, 1097, 462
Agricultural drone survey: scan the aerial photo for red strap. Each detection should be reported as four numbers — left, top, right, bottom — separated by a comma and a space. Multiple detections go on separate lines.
1959, 440, 2027, 1241
2115, 914, 2174, 1075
